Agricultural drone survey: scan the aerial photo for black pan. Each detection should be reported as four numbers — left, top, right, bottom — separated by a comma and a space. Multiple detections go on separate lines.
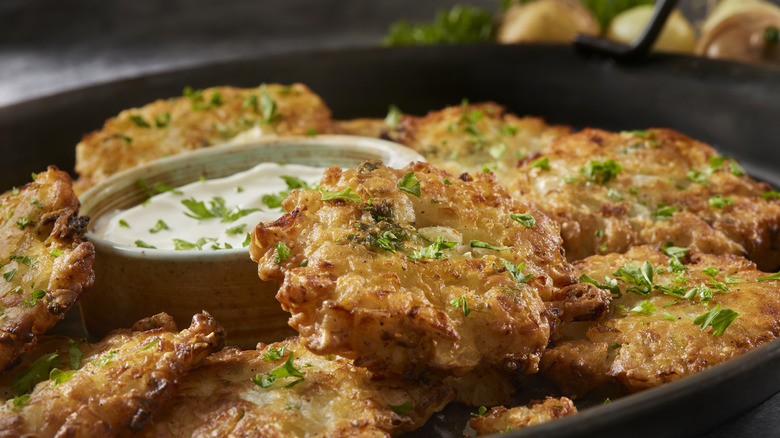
1, 44, 779, 437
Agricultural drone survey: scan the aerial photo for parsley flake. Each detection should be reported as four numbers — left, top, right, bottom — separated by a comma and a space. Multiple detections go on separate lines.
130, 114, 151, 128
580, 160, 622, 184
450, 296, 471, 316
149, 219, 169, 234
630, 300, 656, 315
408, 236, 456, 260
757, 272, 780, 282
470, 240, 510, 251
503, 260, 534, 284
274, 242, 291, 264
49, 368, 76, 386
709, 195, 734, 209
319, 187, 361, 203
397, 172, 421, 197
389, 401, 414, 414
694, 304, 739, 336
385, 105, 402, 128
510, 213, 535, 227
530, 157, 550, 171
260, 84, 280, 123
251, 352, 305, 389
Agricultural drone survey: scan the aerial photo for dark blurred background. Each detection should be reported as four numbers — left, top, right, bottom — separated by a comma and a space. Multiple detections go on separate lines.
4, 0, 774, 106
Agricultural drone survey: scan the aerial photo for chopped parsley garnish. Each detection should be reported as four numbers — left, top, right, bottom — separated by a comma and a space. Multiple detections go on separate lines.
703, 266, 720, 277
595, 229, 604, 238
613, 261, 654, 295
661, 242, 689, 259
685, 284, 714, 302
243, 94, 259, 112
225, 224, 247, 235
153, 182, 183, 195
450, 296, 471, 316
49, 249, 65, 258
305, 129, 317, 137
148, 219, 169, 234
263, 344, 288, 362
761, 190, 780, 200
471, 406, 488, 417
408, 236, 456, 260
489, 142, 507, 160
375, 230, 403, 253
12, 352, 58, 395
470, 240, 510, 251
708, 194, 734, 209
251, 352, 305, 389
607, 188, 625, 200
579, 273, 620, 296
274, 242, 291, 264
93, 349, 117, 367
397, 172, 421, 197
299, 258, 309, 267
389, 401, 414, 414
652, 206, 676, 219
630, 300, 656, 315
155, 112, 171, 127
49, 368, 76, 386
11, 394, 30, 411
242, 233, 252, 247
686, 169, 710, 187
663, 312, 676, 321
119, 219, 130, 228
68, 339, 82, 370
500, 125, 518, 137
23, 289, 46, 307
580, 160, 622, 184
444, 177, 452, 185
510, 213, 535, 227
709, 156, 726, 170
530, 157, 550, 171
262, 193, 285, 209
135, 240, 156, 249
182, 196, 260, 223
757, 272, 780, 282
31, 199, 43, 209
138, 340, 159, 352
385, 105, 402, 128
730, 161, 746, 177
11, 187, 18, 195
503, 260, 534, 284
694, 304, 739, 336
3, 268, 16, 281
16, 216, 30, 230
260, 84, 280, 123
10, 255, 37, 267
319, 187, 361, 203
173, 237, 216, 251
130, 114, 151, 128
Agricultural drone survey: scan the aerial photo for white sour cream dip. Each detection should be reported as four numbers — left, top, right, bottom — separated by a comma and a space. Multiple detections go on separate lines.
94, 162, 326, 251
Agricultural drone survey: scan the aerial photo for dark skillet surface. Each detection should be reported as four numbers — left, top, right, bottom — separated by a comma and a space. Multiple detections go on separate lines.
1, 44, 780, 437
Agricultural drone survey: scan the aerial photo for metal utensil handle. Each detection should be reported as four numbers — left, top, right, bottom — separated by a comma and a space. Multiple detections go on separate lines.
574, 0, 680, 60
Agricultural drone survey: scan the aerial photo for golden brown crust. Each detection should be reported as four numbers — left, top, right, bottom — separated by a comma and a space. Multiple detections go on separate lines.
251, 161, 579, 377
541, 246, 780, 396
390, 103, 570, 183
0, 167, 94, 372
74, 83, 335, 194
138, 337, 454, 438
0, 312, 225, 438
510, 128, 780, 271
469, 396, 577, 435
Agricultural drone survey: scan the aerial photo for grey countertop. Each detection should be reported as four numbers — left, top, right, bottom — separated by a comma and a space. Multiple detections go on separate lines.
2, 0, 780, 436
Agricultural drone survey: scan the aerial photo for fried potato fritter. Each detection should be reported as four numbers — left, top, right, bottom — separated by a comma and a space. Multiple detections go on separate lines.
140, 337, 453, 438
388, 103, 570, 182
251, 161, 588, 377
541, 246, 780, 396
74, 83, 335, 194
0, 167, 94, 372
0, 312, 225, 438
469, 396, 577, 436
510, 129, 780, 270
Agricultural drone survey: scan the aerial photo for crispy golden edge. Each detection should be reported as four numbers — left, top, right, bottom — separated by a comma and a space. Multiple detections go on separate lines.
510, 128, 780, 270
541, 246, 780, 396
0, 312, 225, 438
139, 337, 454, 438
74, 83, 336, 194
0, 166, 94, 372
250, 161, 590, 377
469, 396, 577, 435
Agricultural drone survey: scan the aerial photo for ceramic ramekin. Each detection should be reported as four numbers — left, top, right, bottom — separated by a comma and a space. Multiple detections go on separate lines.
79, 136, 423, 347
